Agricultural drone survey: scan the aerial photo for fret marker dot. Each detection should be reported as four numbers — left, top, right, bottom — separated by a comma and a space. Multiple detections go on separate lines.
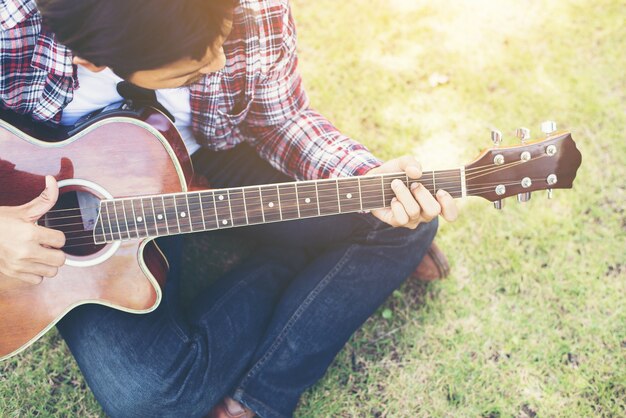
268, 202, 274, 208
218, 195, 224, 201
305, 198, 311, 203
157, 214, 163, 220
222, 220, 228, 225
346, 193, 353, 199
180, 212, 187, 218
137, 217, 143, 222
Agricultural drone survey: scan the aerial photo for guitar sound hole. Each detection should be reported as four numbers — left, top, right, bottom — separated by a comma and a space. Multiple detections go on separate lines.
41, 190, 106, 257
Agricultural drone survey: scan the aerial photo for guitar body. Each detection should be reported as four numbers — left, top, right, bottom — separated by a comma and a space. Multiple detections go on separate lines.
0, 108, 193, 360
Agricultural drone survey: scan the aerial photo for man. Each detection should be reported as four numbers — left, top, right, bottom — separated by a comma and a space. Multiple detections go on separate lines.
0, 0, 458, 416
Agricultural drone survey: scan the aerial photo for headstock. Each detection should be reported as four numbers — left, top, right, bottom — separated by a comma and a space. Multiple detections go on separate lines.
464, 122, 582, 208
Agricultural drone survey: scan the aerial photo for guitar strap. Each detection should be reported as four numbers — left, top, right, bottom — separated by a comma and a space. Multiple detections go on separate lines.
116, 81, 176, 123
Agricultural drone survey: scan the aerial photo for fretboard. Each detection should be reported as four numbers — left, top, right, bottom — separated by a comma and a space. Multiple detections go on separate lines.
94, 169, 465, 244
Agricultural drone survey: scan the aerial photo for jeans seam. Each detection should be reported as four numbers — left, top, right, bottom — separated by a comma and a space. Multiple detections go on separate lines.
237, 244, 357, 388
234, 389, 288, 418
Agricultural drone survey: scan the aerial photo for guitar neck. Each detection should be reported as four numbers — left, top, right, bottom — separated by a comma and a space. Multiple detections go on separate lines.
94, 169, 466, 243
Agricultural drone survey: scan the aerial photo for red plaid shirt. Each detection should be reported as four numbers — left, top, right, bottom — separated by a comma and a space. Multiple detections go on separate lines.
0, 0, 381, 180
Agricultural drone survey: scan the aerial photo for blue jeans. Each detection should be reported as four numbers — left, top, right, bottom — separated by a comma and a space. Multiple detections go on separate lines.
57, 145, 438, 418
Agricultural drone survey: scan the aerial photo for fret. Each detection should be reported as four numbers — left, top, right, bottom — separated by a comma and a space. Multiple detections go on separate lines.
228, 188, 247, 227
435, 170, 463, 199
337, 178, 362, 213
187, 193, 204, 231
162, 195, 180, 234
296, 182, 319, 218
314, 182, 321, 215
104, 201, 120, 241
199, 192, 219, 230
243, 187, 264, 224
260, 185, 281, 222
172, 196, 182, 232
185, 194, 197, 232
99, 201, 114, 242
276, 186, 283, 220
120, 200, 132, 240
93, 204, 105, 244
128, 199, 140, 238
294, 182, 302, 218
359, 176, 385, 211
175, 195, 193, 233
380, 176, 386, 207
214, 190, 232, 227
356, 178, 363, 211
335, 179, 341, 213
111, 201, 124, 241
382, 175, 398, 206
241, 188, 250, 225
432, 171, 437, 195
152, 197, 168, 236
159, 196, 170, 235
140, 198, 158, 237
226, 190, 235, 225
317, 180, 340, 216
132, 199, 149, 238
277, 183, 299, 221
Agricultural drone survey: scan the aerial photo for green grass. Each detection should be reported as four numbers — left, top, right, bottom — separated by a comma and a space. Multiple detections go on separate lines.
2, 0, 625, 416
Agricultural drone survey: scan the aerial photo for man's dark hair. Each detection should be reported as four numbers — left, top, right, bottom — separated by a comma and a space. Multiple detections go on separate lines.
37, 0, 235, 78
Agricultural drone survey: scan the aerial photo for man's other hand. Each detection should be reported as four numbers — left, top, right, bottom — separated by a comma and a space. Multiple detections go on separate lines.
0, 176, 66, 284
366, 156, 458, 229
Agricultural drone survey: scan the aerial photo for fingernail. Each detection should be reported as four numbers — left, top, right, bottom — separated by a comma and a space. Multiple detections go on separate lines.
437, 189, 447, 197
391, 179, 403, 189
410, 182, 419, 190
391, 197, 398, 203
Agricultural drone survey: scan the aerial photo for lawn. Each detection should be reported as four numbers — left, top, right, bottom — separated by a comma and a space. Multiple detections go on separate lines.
1, 0, 625, 417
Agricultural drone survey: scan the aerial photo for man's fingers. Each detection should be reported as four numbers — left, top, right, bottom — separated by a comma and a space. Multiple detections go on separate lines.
23, 262, 59, 279
390, 198, 409, 226
36, 225, 66, 249
397, 156, 422, 179
21, 175, 59, 222
15, 273, 44, 285
411, 183, 441, 221
391, 180, 421, 218
436, 190, 458, 222
27, 245, 66, 267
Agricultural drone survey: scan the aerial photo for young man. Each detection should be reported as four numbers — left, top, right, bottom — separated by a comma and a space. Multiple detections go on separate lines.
0, 0, 458, 416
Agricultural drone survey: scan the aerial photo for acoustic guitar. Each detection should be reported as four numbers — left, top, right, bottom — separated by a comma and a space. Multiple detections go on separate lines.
0, 105, 582, 360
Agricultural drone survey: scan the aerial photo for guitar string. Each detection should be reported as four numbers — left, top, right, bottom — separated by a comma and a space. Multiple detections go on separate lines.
37, 159, 527, 222
58, 178, 549, 247
41, 176, 549, 231
38, 153, 543, 216
42, 170, 547, 227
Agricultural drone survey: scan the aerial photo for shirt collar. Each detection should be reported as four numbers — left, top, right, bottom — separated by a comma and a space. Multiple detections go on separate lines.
0, 0, 37, 30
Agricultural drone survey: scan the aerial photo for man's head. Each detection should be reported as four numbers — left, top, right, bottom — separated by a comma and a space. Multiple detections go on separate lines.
37, 0, 235, 89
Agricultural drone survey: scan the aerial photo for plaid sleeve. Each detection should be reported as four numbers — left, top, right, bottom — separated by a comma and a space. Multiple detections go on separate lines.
243, 1, 382, 180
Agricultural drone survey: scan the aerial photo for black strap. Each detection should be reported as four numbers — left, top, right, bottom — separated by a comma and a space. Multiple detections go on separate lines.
116, 81, 176, 123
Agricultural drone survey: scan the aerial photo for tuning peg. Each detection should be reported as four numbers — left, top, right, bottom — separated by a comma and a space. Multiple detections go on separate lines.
517, 192, 531, 203
491, 129, 503, 146
494, 200, 504, 210
541, 121, 557, 136
516, 127, 531, 143
547, 189, 553, 199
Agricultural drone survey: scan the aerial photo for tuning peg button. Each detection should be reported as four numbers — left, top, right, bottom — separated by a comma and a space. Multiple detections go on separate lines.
516, 127, 531, 143
517, 192, 531, 203
541, 121, 557, 136
494, 200, 504, 210
547, 189, 553, 199
491, 129, 503, 146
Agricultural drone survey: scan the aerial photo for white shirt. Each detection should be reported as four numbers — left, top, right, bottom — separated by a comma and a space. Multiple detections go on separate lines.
61, 66, 200, 155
